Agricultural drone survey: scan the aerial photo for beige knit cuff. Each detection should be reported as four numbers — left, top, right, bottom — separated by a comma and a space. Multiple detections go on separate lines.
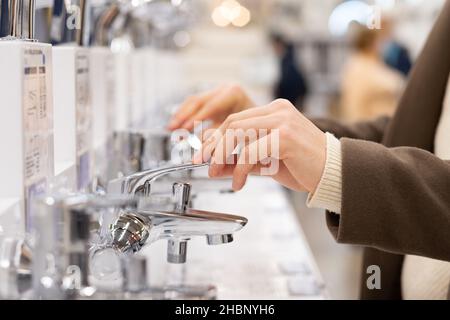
307, 132, 342, 214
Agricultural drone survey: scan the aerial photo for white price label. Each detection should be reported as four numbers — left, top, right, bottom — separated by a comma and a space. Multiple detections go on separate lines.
22, 48, 49, 185
75, 52, 92, 189
22, 48, 52, 220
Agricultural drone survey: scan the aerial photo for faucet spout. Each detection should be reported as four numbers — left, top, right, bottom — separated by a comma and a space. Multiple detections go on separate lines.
107, 163, 247, 264
109, 208, 247, 258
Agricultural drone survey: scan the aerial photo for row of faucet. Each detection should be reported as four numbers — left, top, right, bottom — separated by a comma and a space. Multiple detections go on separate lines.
0, 0, 195, 47
0, 135, 249, 300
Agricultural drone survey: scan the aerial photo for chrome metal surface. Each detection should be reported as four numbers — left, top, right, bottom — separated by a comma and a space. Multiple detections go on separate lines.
108, 161, 246, 263
111, 131, 146, 176
110, 128, 205, 181
110, 211, 151, 253
93, 2, 120, 46
62, 207, 92, 297
32, 195, 137, 299
90, 0, 194, 48
108, 162, 209, 196
0, 0, 36, 40
172, 182, 191, 213
206, 234, 233, 245
0, 237, 32, 299
167, 239, 187, 264
110, 207, 247, 256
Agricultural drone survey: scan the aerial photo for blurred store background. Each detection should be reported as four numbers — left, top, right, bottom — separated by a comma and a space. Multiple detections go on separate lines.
30, 0, 447, 299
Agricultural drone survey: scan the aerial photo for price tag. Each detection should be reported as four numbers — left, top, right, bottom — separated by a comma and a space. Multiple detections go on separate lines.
75, 51, 92, 189
22, 47, 52, 218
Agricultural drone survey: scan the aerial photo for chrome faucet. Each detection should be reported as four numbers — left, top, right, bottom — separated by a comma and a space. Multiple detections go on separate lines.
0, 0, 36, 40
110, 130, 174, 177
0, 235, 32, 299
108, 130, 233, 193
108, 162, 209, 196
107, 163, 248, 263
31, 194, 138, 299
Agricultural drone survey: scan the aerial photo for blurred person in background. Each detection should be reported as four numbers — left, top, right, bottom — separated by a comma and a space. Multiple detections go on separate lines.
168, 1, 450, 299
382, 17, 413, 76
340, 22, 404, 122
270, 33, 309, 111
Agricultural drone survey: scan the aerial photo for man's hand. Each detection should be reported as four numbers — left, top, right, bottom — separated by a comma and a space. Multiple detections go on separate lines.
193, 99, 327, 193
168, 84, 256, 131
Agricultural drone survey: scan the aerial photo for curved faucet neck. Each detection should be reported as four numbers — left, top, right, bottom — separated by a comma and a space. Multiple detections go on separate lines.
123, 162, 208, 195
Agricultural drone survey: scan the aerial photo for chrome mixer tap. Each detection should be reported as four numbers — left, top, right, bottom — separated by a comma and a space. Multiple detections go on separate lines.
107, 163, 247, 263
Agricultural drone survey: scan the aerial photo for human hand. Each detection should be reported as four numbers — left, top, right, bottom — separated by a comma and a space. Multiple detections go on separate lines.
193, 99, 327, 193
168, 84, 256, 131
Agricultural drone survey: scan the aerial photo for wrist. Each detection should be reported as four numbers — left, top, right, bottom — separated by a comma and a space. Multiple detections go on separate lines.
307, 133, 342, 214
309, 132, 327, 193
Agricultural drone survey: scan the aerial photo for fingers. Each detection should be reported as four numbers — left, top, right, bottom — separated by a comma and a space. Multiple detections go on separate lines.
219, 103, 275, 129
192, 100, 280, 165
191, 98, 311, 193
168, 90, 217, 130
207, 160, 307, 192
186, 90, 237, 128
169, 83, 260, 131
202, 129, 268, 185
199, 103, 276, 161
228, 115, 281, 131
232, 133, 275, 190
183, 88, 263, 131
168, 99, 202, 130
169, 84, 248, 131
210, 115, 279, 169
209, 163, 235, 177
192, 128, 223, 164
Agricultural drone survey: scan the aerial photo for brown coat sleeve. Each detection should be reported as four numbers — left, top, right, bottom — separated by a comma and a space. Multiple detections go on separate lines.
327, 138, 450, 262
313, 116, 390, 142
